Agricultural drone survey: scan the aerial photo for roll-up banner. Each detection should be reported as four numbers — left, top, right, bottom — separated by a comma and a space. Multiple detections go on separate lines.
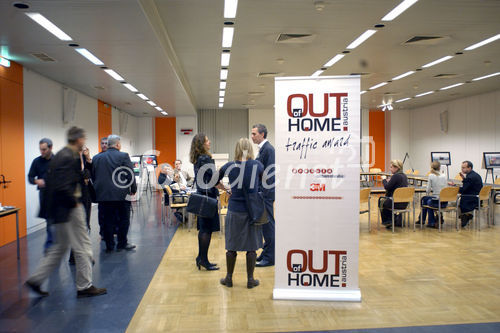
273, 76, 361, 302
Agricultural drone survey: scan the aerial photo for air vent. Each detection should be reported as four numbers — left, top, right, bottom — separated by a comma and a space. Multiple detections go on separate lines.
276, 33, 315, 44
403, 36, 449, 45
92, 85, 105, 90
257, 72, 283, 78
383, 92, 400, 96
433, 73, 462, 79
30, 52, 56, 62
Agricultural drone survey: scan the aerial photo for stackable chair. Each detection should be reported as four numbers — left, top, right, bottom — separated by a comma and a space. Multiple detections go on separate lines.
419, 187, 459, 232
369, 168, 382, 186
164, 185, 188, 227
359, 188, 371, 231
218, 190, 230, 234
377, 187, 415, 233
470, 185, 493, 230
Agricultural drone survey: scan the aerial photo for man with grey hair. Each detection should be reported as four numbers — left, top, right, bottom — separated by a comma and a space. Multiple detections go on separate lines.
92, 134, 137, 252
28, 137, 54, 251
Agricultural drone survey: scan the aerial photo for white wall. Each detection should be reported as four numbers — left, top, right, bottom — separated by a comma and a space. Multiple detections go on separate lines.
136, 117, 154, 156
249, 108, 275, 151
390, 109, 411, 169
176, 116, 197, 176
408, 89, 500, 179
112, 107, 139, 156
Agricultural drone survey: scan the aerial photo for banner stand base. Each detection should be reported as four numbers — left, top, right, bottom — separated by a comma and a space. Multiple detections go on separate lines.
273, 288, 361, 302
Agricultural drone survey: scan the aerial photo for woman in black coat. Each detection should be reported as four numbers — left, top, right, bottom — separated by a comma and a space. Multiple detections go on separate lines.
379, 159, 408, 228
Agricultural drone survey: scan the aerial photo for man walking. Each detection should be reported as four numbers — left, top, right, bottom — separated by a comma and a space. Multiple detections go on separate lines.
251, 124, 275, 267
92, 135, 137, 252
25, 127, 106, 298
27, 138, 54, 251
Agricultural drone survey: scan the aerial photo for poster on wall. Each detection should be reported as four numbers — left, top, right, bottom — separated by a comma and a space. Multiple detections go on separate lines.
273, 76, 361, 301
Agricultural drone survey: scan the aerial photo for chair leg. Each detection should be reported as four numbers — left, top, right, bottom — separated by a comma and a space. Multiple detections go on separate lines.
368, 200, 371, 232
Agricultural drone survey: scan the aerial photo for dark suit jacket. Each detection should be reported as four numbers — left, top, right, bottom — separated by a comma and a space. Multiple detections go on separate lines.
194, 154, 218, 198
459, 170, 483, 213
382, 172, 408, 197
256, 141, 275, 201
44, 146, 83, 223
92, 148, 137, 202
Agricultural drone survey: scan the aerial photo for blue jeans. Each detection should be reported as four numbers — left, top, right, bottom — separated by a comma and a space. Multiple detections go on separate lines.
421, 196, 447, 225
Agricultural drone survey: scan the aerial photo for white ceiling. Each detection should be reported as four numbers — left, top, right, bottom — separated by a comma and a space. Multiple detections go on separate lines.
1, 0, 499, 117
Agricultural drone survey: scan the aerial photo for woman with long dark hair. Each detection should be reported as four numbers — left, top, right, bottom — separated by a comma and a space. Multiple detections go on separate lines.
190, 133, 220, 271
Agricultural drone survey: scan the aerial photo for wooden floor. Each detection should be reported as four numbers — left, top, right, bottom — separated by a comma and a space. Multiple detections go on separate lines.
127, 201, 500, 332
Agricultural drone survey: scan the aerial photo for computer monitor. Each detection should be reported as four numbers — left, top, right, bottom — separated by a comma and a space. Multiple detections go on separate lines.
430, 152, 451, 166
131, 156, 141, 175
483, 152, 500, 169
141, 154, 157, 166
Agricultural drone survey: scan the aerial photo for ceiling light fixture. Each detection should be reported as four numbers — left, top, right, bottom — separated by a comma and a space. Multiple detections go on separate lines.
161, 111, 168, 116
421, 55, 453, 68
323, 54, 345, 67
311, 70, 324, 77
346, 29, 377, 49
415, 91, 434, 97
395, 97, 411, 103
147, 101, 157, 106
220, 81, 227, 90
472, 72, 500, 81
25, 13, 73, 41
440, 82, 464, 90
221, 53, 231, 67
103, 69, 124, 81
381, 0, 419, 21
369, 82, 388, 90
360, 90, 367, 95
136, 93, 148, 100
0, 56, 10, 68
123, 83, 138, 92
219, 90, 225, 97
464, 34, 500, 51
219, 103, 224, 108
220, 69, 228, 80
219, 97, 224, 103
224, 0, 238, 18
392, 71, 415, 81
222, 27, 234, 48
155, 106, 163, 111
75, 48, 104, 66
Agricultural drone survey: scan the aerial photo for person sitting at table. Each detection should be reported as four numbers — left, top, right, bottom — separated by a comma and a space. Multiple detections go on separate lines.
420, 161, 448, 228
379, 160, 408, 228
456, 160, 483, 227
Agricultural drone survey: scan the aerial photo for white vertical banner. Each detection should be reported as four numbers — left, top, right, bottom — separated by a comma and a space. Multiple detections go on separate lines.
273, 76, 361, 302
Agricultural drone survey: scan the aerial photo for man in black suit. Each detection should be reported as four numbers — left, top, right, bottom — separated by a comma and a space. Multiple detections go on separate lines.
251, 124, 275, 267
92, 135, 137, 252
457, 160, 483, 227
25, 127, 106, 298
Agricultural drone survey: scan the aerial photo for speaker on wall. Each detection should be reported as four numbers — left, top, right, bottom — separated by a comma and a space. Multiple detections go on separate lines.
63, 87, 77, 124
439, 110, 448, 133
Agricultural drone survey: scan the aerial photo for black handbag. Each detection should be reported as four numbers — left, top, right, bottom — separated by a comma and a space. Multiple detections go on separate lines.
242, 183, 268, 226
186, 192, 218, 218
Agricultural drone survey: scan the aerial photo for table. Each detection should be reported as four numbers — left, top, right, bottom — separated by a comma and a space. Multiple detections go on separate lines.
368, 187, 427, 195
0, 207, 21, 259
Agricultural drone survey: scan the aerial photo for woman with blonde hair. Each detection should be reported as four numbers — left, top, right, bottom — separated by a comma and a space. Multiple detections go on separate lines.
420, 161, 448, 228
379, 159, 408, 228
217, 138, 264, 288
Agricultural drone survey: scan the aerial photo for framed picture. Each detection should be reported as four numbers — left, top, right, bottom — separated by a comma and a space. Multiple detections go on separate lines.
483, 152, 500, 169
430, 152, 451, 166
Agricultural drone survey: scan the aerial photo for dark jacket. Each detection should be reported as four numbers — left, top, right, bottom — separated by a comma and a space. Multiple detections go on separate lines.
459, 170, 483, 213
256, 141, 275, 201
44, 146, 83, 223
382, 171, 408, 197
92, 148, 137, 202
28, 154, 53, 189
194, 154, 218, 198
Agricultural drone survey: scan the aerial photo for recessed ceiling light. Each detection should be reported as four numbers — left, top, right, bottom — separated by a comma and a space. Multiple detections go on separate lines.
220, 69, 228, 80
221, 53, 231, 67
311, 70, 323, 77
75, 48, 104, 65
369, 82, 388, 90
346, 30, 377, 49
440, 83, 464, 90
25, 12, 72, 41
381, 0, 419, 21
136, 93, 148, 100
224, 0, 238, 18
323, 54, 345, 67
464, 34, 500, 51
103, 69, 124, 81
222, 27, 234, 48
220, 81, 227, 90
392, 71, 415, 81
219, 103, 224, 108
415, 91, 434, 97
219, 90, 225, 97
421, 55, 453, 68
360, 90, 367, 95
395, 97, 411, 103
472, 72, 500, 81
219, 97, 224, 103
123, 83, 138, 92
147, 100, 157, 106
0, 57, 11, 68
155, 106, 163, 111
161, 111, 168, 115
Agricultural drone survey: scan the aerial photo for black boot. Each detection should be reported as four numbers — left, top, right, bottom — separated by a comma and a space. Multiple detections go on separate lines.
246, 251, 260, 289
220, 251, 237, 287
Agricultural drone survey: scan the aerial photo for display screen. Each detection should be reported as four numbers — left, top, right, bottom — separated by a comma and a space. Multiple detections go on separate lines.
430, 152, 451, 166
484, 152, 500, 169
142, 155, 157, 166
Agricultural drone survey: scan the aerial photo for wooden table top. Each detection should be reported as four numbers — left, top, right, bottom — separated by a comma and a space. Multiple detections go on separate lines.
0, 207, 20, 218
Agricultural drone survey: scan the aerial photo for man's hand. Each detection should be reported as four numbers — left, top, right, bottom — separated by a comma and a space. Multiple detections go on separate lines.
35, 179, 45, 188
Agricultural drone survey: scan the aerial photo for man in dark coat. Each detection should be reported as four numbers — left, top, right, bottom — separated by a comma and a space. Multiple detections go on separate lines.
251, 124, 275, 267
458, 160, 483, 227
92, 134, 137, 252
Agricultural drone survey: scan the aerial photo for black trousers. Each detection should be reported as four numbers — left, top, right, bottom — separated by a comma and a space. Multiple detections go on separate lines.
99, 201, 131, 250
379, 197, 408, 224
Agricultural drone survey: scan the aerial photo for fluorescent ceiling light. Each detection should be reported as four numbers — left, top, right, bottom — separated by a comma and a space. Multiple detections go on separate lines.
136, 93, 148, 100
360, 90, 367, 95
75, 48, 104, 66
421, 55, 453, 68
369, 82, 388, 90
395, 97, 411, 103
323, 54, 345, 67
0, 57, 10, 68
123, 83, 138, 92
381, 0, 419, 21
415, 91, 434, 97
346, 30, 377, 49
222, 27, 234, 48
440, 83, 464, 90
155, 106, 163, 111
219, 97, 224, 103
219, 103, 224, 108
221, 53, 231, 67
219, 90, 225, 97
220, 69, 228, 80
220, 81, 227, 90
25, 13, 73, 41
224, 0, 238, 18
103, 69, 124, 81
464, 34, 500, 51
392, 71, 415, 81
147, 101, 157, 106
472, 72, 500, 81
311, 70, 324, 77
161, 111, 168, 116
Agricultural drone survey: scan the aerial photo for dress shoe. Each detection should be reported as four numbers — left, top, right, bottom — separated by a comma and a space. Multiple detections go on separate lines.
77, 285, 107, 298
220, 277, 233, 287
247, 278, 260, 289
256, 254, 263, 262
196, 260, 220, 271
25, 281, 49, 297
256, 260, 274, 267
461, 214, 472, 228
116, 243, 136, 252
196, 256, 217, 268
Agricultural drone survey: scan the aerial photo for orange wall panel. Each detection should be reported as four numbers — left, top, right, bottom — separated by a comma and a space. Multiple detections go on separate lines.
154, 118, 176, 167
369, 110, 385, 172
97, 100, 112, 151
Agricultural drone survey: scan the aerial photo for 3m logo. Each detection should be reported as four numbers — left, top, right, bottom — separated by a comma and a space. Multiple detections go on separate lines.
310, 183, 325, 191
